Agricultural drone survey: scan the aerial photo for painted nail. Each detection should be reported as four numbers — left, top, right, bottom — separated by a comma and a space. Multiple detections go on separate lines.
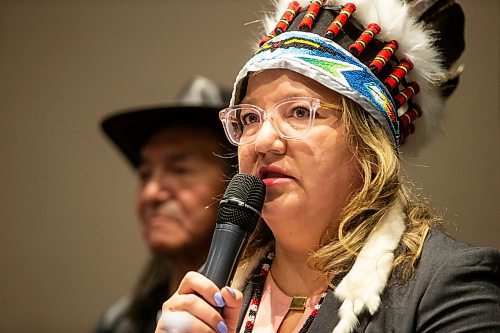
217, 320, 228, 333
213, 291, 225, 307
226, 286, 236, 297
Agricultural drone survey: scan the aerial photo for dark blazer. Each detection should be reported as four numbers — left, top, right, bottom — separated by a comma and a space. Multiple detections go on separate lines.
237, 229, 500, 332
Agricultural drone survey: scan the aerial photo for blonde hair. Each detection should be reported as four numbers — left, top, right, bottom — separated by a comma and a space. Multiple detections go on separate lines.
238, 96, 439, 282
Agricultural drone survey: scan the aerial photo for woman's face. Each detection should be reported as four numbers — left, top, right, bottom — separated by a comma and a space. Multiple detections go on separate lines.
238, 69, 363, 250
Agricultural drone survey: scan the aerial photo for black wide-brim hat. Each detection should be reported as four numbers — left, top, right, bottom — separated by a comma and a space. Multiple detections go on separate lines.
101, 76, 233, 168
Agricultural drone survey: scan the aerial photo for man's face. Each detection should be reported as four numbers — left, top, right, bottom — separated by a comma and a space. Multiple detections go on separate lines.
136, 126, 226, 256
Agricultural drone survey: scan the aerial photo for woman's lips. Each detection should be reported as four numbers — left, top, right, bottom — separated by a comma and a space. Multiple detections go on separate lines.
261, 177, 293, 187
258, 165, 294, 187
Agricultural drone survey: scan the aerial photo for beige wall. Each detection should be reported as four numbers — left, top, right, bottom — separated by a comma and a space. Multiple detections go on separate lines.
0, 1, 498, 332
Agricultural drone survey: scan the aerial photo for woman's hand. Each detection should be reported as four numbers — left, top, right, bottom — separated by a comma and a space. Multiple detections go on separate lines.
155, 271, 243, 333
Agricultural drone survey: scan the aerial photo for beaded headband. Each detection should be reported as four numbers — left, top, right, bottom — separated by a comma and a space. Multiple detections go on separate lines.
231, 0, 464, 150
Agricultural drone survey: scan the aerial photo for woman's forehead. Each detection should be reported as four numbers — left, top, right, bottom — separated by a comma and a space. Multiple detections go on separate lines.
245, 68, 342, 103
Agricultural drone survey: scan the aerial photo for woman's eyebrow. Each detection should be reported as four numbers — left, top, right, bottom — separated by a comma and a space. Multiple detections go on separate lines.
240, 98, 257, 104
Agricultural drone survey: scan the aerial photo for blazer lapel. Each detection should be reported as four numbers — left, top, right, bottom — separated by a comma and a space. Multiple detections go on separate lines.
308, 290, 341, 332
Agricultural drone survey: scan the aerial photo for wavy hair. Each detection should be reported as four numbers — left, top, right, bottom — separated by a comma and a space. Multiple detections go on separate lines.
237, 96, 440, 283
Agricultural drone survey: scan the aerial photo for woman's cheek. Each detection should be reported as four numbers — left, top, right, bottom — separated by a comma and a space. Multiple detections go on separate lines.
237, 148, 254, 173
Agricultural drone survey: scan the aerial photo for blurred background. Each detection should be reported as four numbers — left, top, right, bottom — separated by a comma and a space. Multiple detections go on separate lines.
0, 0, 498, 332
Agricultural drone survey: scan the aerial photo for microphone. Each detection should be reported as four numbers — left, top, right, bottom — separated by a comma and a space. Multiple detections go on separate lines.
200, 173, 266, 289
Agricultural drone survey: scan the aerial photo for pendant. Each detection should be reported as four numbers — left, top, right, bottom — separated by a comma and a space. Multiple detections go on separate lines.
290, 296, 308, 310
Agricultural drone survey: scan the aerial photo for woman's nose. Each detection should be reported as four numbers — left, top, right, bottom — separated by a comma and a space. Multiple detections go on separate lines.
254, 119, 286, 155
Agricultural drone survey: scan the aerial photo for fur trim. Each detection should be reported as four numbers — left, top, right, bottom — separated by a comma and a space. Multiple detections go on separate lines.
332, 199, 406, 333
258, 0, 449, 154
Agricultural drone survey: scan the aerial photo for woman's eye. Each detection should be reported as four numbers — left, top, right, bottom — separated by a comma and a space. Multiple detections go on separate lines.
241, 112, 260, 125
291, 107, 310, 119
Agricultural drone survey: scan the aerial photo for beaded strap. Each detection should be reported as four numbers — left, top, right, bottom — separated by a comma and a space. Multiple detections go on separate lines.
298, 291, 326, 333
243, 251, 327, 333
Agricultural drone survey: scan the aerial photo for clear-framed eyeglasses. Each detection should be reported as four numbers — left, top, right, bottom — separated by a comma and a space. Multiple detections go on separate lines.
218, 97, 341, 146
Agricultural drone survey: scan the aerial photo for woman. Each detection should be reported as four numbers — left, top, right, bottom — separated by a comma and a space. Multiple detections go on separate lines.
155, 1, 500, 332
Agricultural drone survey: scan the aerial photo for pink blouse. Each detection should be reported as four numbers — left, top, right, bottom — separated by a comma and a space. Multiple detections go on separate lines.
239, 273, 323, 333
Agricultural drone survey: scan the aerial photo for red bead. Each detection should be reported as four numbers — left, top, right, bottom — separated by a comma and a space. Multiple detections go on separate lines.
349, 23, 381, 56
400, 122, 416, 144
298, 0, 323, 32
259, 30, 276, 47
394, 82, 420, 109
384, 59, 414, 91
399, 106, 421, 127
369, 40, 399, 73
275, 1, 301, 34
324, 3, 356, 39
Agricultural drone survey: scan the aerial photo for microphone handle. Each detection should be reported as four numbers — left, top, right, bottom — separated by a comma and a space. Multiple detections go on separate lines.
200, 223, 248, 289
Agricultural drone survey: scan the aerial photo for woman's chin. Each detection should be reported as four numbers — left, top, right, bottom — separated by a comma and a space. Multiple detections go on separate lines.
262, 195, 301, 221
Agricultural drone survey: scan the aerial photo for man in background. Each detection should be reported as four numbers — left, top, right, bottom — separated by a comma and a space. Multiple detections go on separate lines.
94, 76, 235, 333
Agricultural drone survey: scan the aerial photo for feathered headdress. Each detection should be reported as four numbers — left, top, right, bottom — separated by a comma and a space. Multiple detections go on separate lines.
230, 0, 464, 151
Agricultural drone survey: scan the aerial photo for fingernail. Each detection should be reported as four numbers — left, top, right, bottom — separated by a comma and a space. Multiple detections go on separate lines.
213, 291, 225, 307
226, 286, 236, 297
217, 320, 228, 333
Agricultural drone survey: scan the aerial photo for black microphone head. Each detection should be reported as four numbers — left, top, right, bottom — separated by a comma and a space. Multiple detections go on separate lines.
218, 173, 266, 233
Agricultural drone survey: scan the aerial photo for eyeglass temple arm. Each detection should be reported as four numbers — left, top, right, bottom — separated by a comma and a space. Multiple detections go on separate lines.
319, 100, 342, 110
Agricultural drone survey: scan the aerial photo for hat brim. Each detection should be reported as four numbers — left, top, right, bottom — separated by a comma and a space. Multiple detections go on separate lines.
101, 105, 229, 168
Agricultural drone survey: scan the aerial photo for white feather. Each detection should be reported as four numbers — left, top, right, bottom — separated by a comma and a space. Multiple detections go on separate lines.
332, 198, 406, 333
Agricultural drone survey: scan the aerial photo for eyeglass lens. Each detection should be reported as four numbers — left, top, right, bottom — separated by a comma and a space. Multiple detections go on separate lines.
226, 99, 314, 144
